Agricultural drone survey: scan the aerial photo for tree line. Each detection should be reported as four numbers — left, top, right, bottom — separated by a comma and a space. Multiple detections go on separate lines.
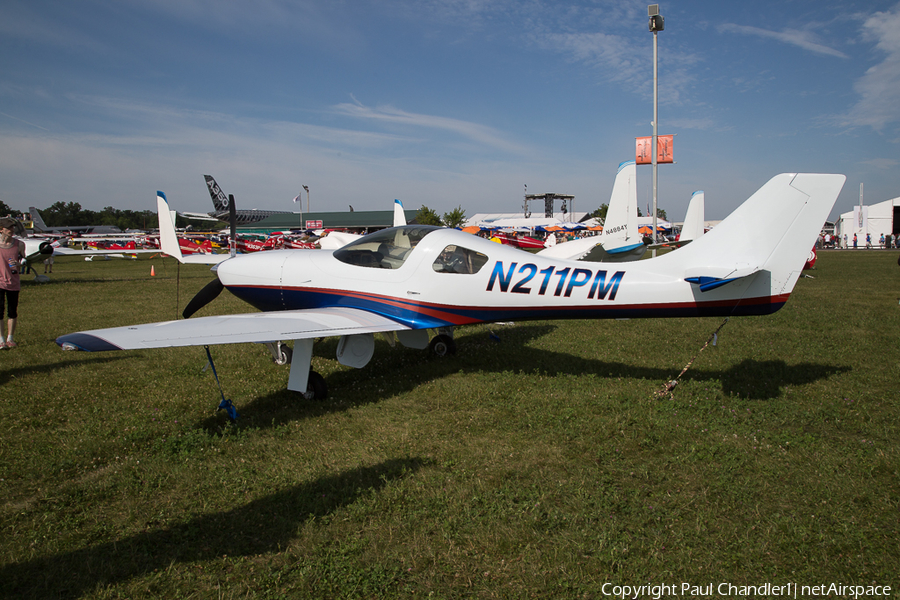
2, 199, 666, 233
1, 200, 202, 231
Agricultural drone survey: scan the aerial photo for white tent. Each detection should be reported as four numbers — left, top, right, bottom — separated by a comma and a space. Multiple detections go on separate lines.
834, 197, 900, 248
465, 212, 588, 230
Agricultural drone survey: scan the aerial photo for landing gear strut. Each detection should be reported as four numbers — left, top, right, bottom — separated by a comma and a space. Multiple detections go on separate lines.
265, 341, 293, 365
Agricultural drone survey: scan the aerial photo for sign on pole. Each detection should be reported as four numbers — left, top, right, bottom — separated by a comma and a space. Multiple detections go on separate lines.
636, 135, 674, 164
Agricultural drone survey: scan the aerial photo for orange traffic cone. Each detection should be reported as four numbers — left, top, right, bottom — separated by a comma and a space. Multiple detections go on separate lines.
150, 265, 156, 277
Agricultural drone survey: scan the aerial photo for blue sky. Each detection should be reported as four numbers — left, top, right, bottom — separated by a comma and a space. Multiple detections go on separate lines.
1, 0, 899, 223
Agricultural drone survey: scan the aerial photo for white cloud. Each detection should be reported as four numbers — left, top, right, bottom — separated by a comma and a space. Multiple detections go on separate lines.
839, 5, 900, 132
331, 101, 530, 155
720, 24, 848, 58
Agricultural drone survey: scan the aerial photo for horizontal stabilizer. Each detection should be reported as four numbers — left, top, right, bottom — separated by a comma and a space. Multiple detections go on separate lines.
684, 264, 759, 292
685, 275, 746, 292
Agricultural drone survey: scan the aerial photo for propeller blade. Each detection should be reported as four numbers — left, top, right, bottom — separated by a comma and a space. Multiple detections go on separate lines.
182, 278, 224, 319
229, 193, 237, 258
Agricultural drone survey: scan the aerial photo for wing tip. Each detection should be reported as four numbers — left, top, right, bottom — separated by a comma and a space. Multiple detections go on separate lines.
56, 333, 122, 352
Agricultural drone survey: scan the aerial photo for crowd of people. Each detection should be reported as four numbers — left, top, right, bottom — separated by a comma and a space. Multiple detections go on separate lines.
818, 232, 900, 249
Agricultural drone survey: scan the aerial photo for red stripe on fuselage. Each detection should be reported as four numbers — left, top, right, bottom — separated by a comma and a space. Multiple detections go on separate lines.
227, 284, 791, 326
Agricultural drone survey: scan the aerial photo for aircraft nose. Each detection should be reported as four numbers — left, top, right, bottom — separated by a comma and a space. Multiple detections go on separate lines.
216, 251, 288, 287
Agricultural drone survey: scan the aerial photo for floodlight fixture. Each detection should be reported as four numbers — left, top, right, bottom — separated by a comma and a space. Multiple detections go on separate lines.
648, 4, 664, 31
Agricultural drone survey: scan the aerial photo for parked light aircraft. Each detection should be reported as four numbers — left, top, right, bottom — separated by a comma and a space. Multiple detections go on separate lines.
28, 207, 124, 235
537, 160, 646, 262
17, 233, 157, 277
56, 173, 844, 400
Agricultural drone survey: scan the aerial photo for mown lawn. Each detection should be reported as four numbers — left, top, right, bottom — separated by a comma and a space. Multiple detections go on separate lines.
0, 250, 897, 599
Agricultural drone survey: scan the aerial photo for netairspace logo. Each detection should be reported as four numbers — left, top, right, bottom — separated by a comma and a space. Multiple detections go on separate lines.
600, 582, 892, 599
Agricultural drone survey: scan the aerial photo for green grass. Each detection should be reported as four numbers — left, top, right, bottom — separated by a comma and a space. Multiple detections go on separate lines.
1, 250, 898, 598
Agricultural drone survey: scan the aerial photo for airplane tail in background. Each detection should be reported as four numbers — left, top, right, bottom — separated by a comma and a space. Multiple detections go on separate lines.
679, 191, 705, 242
393, 199, 407, 227
29, 207, 49, 232
536, 160, 644, 262
157, 192, 184, 262
601, 160, 640, 252
656, 173, 844, 298
204, 175, 230, 214
158, 191, 230, 265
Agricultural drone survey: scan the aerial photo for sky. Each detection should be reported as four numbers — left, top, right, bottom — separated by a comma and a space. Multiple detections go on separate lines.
2, 0, 900, 224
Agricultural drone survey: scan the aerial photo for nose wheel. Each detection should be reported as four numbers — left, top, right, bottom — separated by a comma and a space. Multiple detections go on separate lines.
429, 334, 456, 357
266, 341, 293, 365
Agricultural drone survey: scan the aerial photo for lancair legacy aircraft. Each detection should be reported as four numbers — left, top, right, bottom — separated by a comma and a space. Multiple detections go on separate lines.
57, 173, 845, 400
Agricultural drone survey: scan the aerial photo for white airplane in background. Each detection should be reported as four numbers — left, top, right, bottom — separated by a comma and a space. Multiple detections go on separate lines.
537, 160, 646, 263
16, 233, 157, 280
57, 173, 845, 401
316, 199, 406, 249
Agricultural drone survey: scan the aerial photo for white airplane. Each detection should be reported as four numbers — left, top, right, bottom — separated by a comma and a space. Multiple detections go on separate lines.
537, 160, 646, 262
56, 173, 845, 401
15, 233, 156, 281
316, 198, 407, 249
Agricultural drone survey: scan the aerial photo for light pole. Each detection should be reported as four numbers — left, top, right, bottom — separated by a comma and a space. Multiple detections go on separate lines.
649, 4, 664, 251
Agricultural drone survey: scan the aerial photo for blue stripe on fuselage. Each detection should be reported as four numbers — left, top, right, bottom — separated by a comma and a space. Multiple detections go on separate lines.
225, 283, 788, 329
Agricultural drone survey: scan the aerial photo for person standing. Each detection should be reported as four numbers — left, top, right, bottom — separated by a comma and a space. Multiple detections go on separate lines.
0, 217, 27, 349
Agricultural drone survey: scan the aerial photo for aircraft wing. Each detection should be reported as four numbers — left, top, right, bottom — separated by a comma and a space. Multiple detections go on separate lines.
179, 211, 220, 222
51, 247, 159, 256
57, 306, 411, 351
169, 252, 231, 265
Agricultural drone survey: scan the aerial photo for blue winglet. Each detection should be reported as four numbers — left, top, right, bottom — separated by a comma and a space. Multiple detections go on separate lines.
56, 333, 122, 352
685, 276, 739, 292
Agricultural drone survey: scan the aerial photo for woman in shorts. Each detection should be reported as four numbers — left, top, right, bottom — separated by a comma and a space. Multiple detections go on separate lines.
0, 217, 27, 348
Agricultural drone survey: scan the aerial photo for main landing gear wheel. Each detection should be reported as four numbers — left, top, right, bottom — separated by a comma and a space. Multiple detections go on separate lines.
273, 344, 292, 366
303, 370, 328, 401
429, 334, 456, 357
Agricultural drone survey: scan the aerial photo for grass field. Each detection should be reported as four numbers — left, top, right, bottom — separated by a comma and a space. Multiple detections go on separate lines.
1, 250, 897, 599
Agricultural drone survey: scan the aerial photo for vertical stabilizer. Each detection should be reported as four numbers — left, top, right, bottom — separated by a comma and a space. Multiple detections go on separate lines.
601, 160, 640, 252
204, 175, 230, 213
29, 207, 49, 232
157, 192, 185, 262
656, 173, 845, 300
679, 191, 705, 242
393, 199, 407, 227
